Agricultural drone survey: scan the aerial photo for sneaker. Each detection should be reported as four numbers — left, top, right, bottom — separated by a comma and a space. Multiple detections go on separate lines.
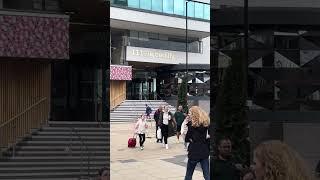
140, 146, 144, 150
166, 144, 169, 149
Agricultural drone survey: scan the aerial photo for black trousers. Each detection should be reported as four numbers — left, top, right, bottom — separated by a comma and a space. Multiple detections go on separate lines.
161, 125, 169, 144
138, 134, 145, 147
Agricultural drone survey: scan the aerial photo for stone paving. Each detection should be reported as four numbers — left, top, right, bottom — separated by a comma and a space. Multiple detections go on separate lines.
111, 122, 205, 180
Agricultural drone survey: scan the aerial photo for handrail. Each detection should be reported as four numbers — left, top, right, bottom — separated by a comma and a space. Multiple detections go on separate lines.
0, 97, 47, 128
69, 127, 91, 179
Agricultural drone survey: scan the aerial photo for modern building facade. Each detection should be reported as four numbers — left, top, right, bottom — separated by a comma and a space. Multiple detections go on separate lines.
212, 1, 320, 173
110, 0, 210, 110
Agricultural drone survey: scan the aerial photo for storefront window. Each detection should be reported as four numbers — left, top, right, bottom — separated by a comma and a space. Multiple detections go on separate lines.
187, 1, 195, 18
140, 0, 151, 10
163, 0, 174, 14
194, 2, 204, 19
174, 0, 184, 16
152, 0, 162, 12
128, 0, 139, 8
204, 4, 210, 20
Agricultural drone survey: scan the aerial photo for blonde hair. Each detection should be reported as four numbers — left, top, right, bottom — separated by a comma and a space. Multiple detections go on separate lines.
189, 106, 210, 127
254, 140, 313, 180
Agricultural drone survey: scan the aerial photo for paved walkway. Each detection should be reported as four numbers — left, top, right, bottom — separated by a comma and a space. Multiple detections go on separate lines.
111, 121, 205, 180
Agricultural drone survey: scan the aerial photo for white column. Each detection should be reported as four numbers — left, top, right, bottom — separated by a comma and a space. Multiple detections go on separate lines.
153, 78, 156, 93
139, 82, 142, 100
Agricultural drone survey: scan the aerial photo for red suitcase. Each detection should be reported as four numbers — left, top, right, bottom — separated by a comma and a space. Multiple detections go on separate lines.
128, 137, 136, 148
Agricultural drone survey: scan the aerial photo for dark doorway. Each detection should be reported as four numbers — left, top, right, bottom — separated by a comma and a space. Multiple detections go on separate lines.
51, 54, 103, 122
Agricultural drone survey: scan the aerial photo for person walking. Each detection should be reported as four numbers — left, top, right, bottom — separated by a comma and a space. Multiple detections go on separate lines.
158, 106, 175, 149
184, 106, 210, 180
135, 114, 148, 150
154, 105, 163, 143
174, 105, 186, 143
145, 104, 152, 119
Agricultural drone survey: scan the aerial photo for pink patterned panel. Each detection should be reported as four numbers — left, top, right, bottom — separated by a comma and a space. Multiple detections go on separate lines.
0, 14, 69, 59
110, 65, 132, 81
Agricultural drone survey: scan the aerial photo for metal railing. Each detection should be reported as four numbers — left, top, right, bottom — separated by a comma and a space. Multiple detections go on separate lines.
0, 97, 48, 154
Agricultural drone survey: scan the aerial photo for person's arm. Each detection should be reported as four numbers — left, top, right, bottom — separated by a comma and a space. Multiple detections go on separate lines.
185, 126, 193, 143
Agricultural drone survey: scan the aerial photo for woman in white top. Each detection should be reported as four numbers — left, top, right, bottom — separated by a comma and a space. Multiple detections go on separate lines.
158, 106, 175, 149
135, 114, 148, 150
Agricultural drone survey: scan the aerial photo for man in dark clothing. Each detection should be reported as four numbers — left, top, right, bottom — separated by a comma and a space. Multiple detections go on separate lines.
174, 105, 186, 142
211, 137, 241, 180
154, 105, 163, 143
145, 104, 152, 119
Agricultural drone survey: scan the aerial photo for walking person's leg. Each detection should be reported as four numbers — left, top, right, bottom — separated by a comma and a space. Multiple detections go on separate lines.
142, 134, 146, 147
184, 159, 198, 180
163, 125, 169, 148
139, 134, 143, 147
200, 158, 210, 180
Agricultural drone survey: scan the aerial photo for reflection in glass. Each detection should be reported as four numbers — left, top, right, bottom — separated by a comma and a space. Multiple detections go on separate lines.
187, 1, 195, 17
128, 0, 139, 8
152, 0, 162, 12
140, 0, 151, 10
195, 3, 204, 19
174, 0, 184, 15
204, 4, 210, 20
163, 0, 174, 14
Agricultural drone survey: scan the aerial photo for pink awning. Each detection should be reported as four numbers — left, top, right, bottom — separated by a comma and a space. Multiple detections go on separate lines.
0, 12, 69, 59
110, 65, 132, 81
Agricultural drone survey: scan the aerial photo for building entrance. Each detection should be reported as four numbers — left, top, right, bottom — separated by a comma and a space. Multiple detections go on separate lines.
127, 71, 157, 100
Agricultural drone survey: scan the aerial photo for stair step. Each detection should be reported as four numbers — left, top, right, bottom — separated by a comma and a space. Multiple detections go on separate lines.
41, 127, 108, 132
12, 150, 107, 156
17, 145, 107, 150
0, 172, 98, 179
31, 136, 107, 140
3, 156, 107, 163
0, 166, 103, 173
0, 161, 107, 167
36, 131, 108, 135
21, 141, 108, 146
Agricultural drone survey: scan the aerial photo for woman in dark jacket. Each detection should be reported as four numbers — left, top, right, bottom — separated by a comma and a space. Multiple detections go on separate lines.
184, 106, 210, 180
158, 106, 176, 149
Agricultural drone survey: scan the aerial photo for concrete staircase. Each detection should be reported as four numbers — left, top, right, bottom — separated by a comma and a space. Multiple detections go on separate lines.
110, 100, 176, 123
0, 121, 108, 180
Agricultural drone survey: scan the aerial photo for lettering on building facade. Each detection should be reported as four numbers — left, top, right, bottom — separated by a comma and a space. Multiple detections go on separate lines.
131, 49, 175, 60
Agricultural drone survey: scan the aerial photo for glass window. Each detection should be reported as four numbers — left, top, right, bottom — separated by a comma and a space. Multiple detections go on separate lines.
204, 4, 210, 20
130, 31, 139, 39
114, 0, 127, 6
139, 32, 149, 41
140, 0, 151, 10
149, 32, 159, 39
174, 0, 184, 15
163, 0, 174, 14
194, 2, 204, 19
152, 0, 162, 12
186, 1, 195, 17
128, 0, 139, 8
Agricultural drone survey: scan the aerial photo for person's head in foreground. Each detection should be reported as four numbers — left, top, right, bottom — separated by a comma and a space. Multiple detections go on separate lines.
188, 106, 210, 128
98, 167, 109, 180
253, 140, 313, 180
159, 105, 163, 111
178, 105, 183, 112
217, 136, 232, 160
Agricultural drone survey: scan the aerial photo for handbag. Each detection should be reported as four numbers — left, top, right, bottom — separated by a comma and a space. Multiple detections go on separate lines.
156, 126, 162, 139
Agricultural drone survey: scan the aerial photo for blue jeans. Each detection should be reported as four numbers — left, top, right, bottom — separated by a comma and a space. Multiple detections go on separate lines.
185, 158, 210, 180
